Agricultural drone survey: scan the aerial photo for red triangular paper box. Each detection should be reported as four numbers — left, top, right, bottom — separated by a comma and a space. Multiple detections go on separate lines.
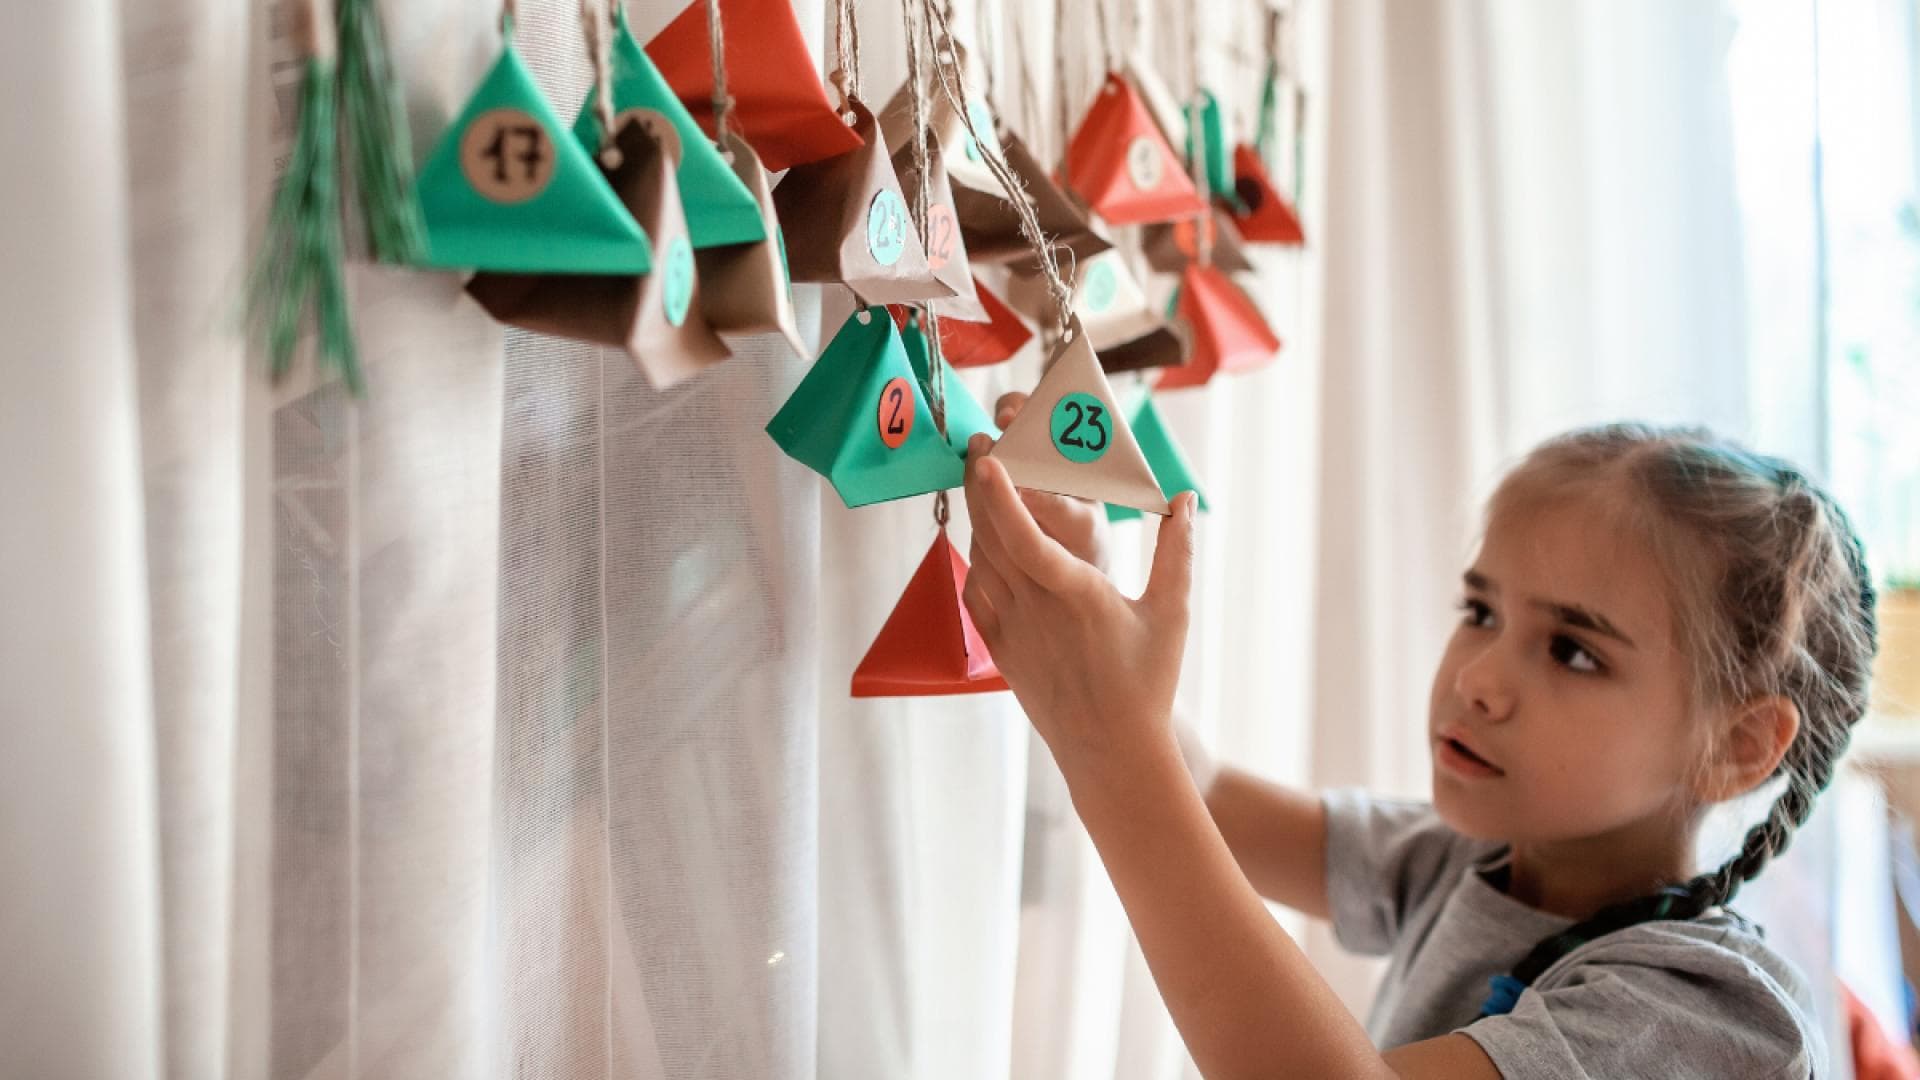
1062, 72, 1206, 227
1226, 143, 1305, 246
939, 278, 1031, 367
645, 0, 864, 172
1157, 263, 1282, 390
851, 530, 1009, 697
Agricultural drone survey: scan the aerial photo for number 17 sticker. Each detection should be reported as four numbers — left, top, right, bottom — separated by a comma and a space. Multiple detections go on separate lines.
1050, 392, 1110, 463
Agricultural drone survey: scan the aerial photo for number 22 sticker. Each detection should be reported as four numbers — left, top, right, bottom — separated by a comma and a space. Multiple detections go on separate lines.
877, 377, 915, 449
1050, 392, 1110, 463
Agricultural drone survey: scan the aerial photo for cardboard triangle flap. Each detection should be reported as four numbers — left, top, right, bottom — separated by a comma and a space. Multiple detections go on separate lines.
1098, 322, 1188, 374
1187, 263, 1281, 375
954, 133, 1112, 269
695, 132, 809, 356
466, 119, 729, 387
1227, 142, 1306, 246
1007, 250, 1157, 348
765, 308, 964, 508
571, 10, 765, 249
1142, 210, 1254, 274
988, 319, 1170, 515
1063, 72, 1207, 227
645, 0, 864, 172
852, 530, 1008, 697
892, 141, 989, 322
938, 277, 1031, 367
1107, 395, 1209, 522
900, 313, 1000, 455
773, 100, 955, 306
417, 38, 653, 273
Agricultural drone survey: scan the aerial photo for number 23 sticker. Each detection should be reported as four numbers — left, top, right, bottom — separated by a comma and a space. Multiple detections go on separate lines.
877, 377, 915, 449
1050, 392, 1110, 463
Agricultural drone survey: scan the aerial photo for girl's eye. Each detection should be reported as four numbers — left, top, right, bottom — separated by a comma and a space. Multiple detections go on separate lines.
1549, 634, 1603, 674
1458, 599, 1494, 628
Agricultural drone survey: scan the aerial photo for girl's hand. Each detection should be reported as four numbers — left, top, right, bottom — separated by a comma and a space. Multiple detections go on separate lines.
991, 393, 1114, 574
961, 431, 1199, 772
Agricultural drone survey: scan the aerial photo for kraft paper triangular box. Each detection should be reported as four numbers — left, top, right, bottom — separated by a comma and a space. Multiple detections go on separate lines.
938, 277, 1031, 367
988, 318, 1169, 515
1157, 263, 1282, 390
899, 311, 1000, 456
765, 307, 965, 507
1063, 72, 1206, 227
851, 530, 1008, 697
466, 120, 730, 389
1185, 89, 1233, 200
1227, 142, 1306, 246
877, 55, 1003, 198
695, 131, 809, 356
1107, 394, 1210, 522
571, 5, 764, 249
773, 100, 955, 306
955, 132, 1112, 271
1006, 250, 1158, 349
645, 0, 864, 172
416, 31, 653, 273
1142, 209, 1254, 274
892, 138, 989, 322
1098, 322, 1188, 374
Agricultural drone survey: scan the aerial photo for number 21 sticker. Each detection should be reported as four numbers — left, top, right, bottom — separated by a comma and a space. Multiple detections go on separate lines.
1050, 392, 1110, 463
877, 376, 915, 449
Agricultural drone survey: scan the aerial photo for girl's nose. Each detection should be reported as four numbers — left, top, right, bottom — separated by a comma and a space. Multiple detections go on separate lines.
1454, 645, 1516, 721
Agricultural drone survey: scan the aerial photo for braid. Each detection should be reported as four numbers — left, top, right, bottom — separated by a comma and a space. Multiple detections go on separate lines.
1481, 437, 1880, 1015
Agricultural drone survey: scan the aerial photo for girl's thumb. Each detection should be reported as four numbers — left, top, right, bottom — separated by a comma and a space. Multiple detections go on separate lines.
1144, 492, 1197, 616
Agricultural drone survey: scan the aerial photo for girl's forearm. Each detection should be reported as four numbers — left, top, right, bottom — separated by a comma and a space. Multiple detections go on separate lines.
1059, 735, 1395, 1080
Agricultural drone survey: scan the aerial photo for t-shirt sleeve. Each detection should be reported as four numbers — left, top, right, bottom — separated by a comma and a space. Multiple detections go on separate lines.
1320, 789, 1479, 956
1458, 926, 1818, 1080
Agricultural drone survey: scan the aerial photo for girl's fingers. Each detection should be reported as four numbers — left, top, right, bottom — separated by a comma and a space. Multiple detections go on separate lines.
1142, 491, 1198, 619
963, 543, 1014, 641
972, 450, 1085, 595
963, 435, 1034, 591
993, 391, 1030, 429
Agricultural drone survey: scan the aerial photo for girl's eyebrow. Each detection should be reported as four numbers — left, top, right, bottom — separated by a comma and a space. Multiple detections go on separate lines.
1462, 569, 1638, 649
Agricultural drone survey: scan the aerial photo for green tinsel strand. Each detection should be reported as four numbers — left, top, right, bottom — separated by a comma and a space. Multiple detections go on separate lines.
246, 55, 363, 394
337, 0, 426, 263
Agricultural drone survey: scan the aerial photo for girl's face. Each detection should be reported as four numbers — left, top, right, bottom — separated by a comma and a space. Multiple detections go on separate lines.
1428, 494, 1707, 846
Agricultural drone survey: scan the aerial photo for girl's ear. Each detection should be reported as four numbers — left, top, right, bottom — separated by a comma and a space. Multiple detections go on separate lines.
1695, 696, 1801, 803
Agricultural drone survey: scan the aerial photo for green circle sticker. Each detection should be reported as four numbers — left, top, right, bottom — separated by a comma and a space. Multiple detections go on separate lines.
1082, 259, 1118, 314
963, 100, 995, 163
866, 189, 908, 267
662, 237, 694, 327
1050, 392, 1112, 463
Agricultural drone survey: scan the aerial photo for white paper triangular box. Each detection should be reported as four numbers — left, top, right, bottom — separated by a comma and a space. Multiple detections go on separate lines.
988, 319, 1170, 515
1007, 250, 1157, 347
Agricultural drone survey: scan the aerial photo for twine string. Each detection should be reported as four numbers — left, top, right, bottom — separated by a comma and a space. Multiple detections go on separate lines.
707, 0, 734, 138
582, 0, 620, 165
900, 0, 947, 440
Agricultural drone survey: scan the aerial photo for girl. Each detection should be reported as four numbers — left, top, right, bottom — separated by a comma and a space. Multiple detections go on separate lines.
960, 415, 1878, 1079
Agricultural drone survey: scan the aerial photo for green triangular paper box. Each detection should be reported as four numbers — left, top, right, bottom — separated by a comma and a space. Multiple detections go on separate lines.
987, 318, 1170, 515
766, 308, 967, 507
1106, 394, 1210, 522
571, 7, 764, 249
899, 311, 999, 456
416, 28, 652, 273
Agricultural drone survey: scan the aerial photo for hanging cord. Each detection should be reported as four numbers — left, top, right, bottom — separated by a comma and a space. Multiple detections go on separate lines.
832, 0, 863, 115
900, 0, 947, 442
1092, 0, 1119, 72
706, 0, 735, 139
1053, 0, 1073, 189
582, 0, 621, 165
501, 0, 517, 32
973, 0, 997, 108
924, 0, 1076, 332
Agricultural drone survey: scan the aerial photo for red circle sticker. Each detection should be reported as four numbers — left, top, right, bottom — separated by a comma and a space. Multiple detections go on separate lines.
926, 204, 958, 270
877, 376, 915, 449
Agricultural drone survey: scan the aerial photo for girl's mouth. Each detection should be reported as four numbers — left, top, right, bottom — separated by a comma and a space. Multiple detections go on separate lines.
1436, 734, 1504, 779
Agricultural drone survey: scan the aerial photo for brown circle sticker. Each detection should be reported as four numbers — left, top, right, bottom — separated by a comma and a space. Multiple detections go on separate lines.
925, 203, 958, 270
616, 107, 683, 168
460, 108, 556, 204
877, 376, 915, 449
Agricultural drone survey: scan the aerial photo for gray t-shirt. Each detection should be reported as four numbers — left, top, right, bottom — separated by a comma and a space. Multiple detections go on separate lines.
1323, 790, 1825, 1078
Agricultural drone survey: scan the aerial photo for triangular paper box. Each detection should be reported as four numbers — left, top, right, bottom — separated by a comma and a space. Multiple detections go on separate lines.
1227, 143, 1306, 246
1107, 395, 1210, 522
571, 6, 765, 249
766, 308, 965, 507
955, 133, 1112, 271
1185, 90, 1233, 200
1142, 210, 1254, 274
695, 132, 809, 356
773, 100, 955, 306
417, 34, 653, 273
938, 278, 1031, 367
899, 311, 1000, 455
1007, 250, 1157, 349
1098, 323, 1188, 374
877, 59, 1003, 198
1157, 263, 1281, 390
1063, 72, 1206, 227
891, 138, 989, 322
988, 318, 1170, 515
851, 530, 1008, 697
467, 120, 730, 389
1127, 53, 1189, 150
645, 0, 864, 172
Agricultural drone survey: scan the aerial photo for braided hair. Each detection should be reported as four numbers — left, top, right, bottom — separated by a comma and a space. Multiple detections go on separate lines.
1475, 424, 1880, 1016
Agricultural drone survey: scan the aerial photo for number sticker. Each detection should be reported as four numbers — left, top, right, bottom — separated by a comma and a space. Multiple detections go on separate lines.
1050, 392, 1111, 463
962, 100, 996, 163
1081, 259, 1118, 314
1125, 135, 1163, 191
615, 107, 683, 167
925, 203, 958, 270
866, 189, 908, 267
460, 108, 555, 204
661, 237, 694, 327
877, 376, 915, 449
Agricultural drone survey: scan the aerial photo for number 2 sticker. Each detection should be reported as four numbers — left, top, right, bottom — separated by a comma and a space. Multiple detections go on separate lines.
1050, 392, 1111, 463
877, 376, 915, 449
